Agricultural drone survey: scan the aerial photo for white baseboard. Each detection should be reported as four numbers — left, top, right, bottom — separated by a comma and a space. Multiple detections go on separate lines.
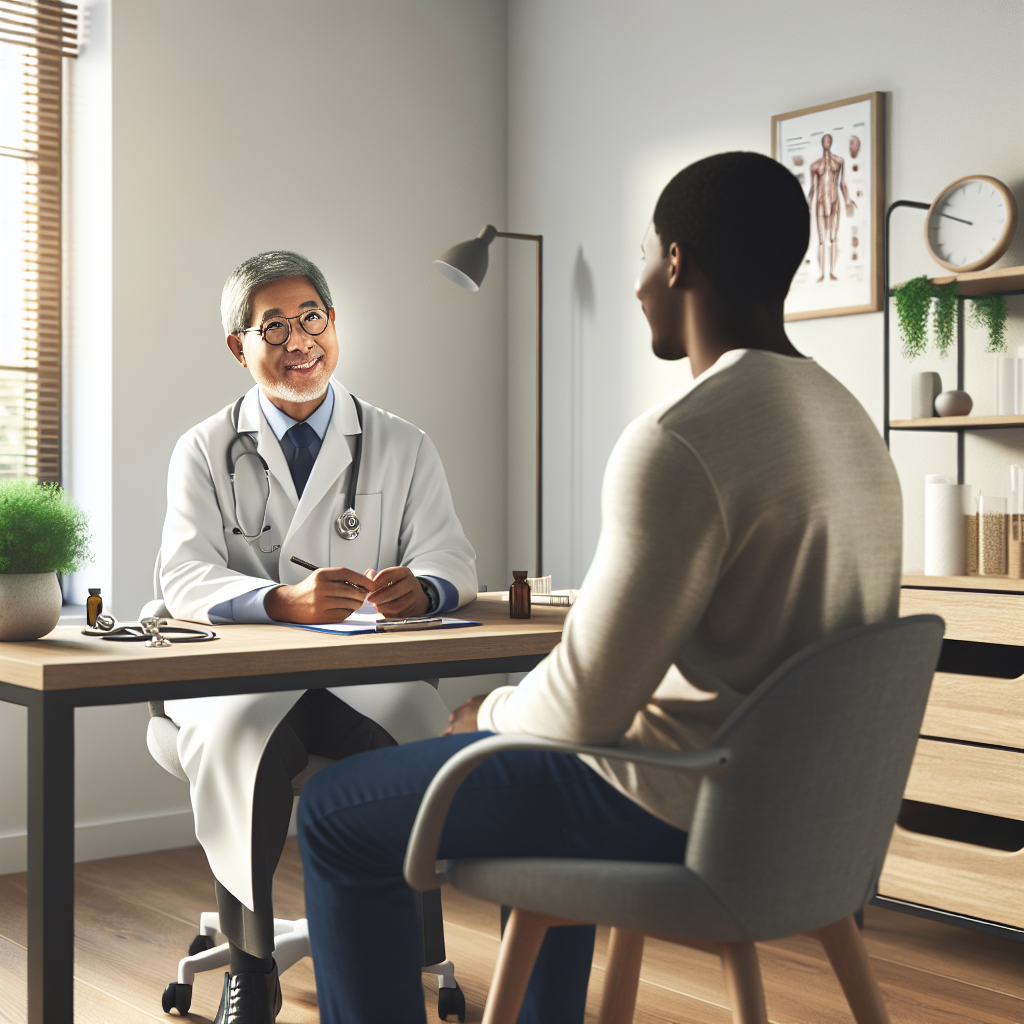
0, 808, 198, 875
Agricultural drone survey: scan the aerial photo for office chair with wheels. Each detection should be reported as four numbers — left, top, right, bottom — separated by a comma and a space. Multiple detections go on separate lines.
405, 615, 944, 1024
140, 550, 466, 1021
146, 699, 465, 1021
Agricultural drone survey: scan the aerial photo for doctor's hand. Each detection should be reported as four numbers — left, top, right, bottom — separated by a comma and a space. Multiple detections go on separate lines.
263, 567, 369, 624
364, 565, 431, 619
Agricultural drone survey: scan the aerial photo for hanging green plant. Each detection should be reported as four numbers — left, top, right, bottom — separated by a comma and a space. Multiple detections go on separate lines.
893, 275, 932, 359
968, 294, 1008, 354
932, 280, 959, 357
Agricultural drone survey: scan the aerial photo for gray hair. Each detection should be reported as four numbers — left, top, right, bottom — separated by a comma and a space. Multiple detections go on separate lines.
220, 251, 333, 336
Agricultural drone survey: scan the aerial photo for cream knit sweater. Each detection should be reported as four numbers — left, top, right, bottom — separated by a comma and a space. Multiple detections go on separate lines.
478, 349, 903, 832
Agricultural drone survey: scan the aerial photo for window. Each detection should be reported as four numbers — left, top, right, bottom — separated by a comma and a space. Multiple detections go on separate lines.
0, 0, 77, 481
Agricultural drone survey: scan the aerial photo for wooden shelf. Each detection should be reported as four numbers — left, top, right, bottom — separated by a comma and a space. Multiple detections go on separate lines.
902, 573, 1024, 593
890, 414, 1024, 430
892, 264, 1024, 298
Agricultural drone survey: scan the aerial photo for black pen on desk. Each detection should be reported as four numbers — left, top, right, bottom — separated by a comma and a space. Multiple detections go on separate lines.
289, 555, 368, 591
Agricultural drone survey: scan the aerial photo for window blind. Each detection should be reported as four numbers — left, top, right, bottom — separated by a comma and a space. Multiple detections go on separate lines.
0, 0, 77, 481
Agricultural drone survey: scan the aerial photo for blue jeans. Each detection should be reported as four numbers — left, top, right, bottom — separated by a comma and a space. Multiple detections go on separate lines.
298, 731, 689, 1024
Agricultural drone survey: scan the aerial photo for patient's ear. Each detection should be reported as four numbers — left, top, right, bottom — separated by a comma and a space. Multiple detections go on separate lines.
667, 242, 689, 291
226, 334, 246, 367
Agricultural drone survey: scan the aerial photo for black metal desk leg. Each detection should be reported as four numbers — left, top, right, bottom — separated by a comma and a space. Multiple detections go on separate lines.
26, 693, 75, 1024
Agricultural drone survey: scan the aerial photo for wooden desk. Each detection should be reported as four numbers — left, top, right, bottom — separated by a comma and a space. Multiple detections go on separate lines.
0, 595, 566, 1024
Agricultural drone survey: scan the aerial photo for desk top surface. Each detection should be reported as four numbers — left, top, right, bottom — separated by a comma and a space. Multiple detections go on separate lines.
0, 594, 567, 692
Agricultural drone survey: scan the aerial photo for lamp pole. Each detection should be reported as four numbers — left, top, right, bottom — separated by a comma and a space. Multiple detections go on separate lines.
434, 226, 544, 578
496, 232, 543, 578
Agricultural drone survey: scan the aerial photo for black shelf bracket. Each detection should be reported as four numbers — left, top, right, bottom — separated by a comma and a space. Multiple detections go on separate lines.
883, 199, 931, 453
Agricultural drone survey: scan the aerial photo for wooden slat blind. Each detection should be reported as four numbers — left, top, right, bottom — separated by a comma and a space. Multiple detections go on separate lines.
0, 0, 76, 481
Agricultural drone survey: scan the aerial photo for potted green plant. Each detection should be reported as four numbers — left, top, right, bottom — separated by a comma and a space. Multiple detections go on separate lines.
0, 480, 92, 641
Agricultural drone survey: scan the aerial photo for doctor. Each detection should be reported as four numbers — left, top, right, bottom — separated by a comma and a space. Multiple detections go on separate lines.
159, 250, 477, 1022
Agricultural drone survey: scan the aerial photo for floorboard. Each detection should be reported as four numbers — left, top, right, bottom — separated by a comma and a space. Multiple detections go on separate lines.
0, 840, 1020, 1023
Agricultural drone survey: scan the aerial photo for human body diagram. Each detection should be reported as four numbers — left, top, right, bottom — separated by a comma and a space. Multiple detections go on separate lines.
806, 134, 856, 281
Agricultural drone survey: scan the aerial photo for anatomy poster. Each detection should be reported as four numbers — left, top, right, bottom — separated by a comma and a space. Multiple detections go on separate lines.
772, 92, 884, 320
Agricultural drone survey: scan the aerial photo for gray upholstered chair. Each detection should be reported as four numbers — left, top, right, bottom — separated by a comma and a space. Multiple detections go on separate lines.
404, 614, 944, 1024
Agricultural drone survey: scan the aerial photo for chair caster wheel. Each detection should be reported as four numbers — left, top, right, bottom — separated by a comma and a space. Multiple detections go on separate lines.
437, 980, 466, 1022
188, 932, 216, 956
161, 981, 192, 1015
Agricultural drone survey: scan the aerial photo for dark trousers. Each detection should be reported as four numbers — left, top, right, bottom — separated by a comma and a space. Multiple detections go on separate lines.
298, 731, 690, 1024
215, 688, 396, 968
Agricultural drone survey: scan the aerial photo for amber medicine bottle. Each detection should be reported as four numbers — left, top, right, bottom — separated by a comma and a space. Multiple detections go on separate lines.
86, 588, 103, 628
509, 571, 531, 619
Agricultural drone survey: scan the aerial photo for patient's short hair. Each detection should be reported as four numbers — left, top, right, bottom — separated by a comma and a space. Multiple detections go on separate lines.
652, 152, 809, 304
221, 251, 333, 336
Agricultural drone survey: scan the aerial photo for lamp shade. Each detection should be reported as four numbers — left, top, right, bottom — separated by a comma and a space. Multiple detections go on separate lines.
433, 224, 498, 291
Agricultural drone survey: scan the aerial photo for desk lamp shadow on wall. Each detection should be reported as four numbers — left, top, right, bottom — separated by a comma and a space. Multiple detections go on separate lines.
434, 225, 544, 578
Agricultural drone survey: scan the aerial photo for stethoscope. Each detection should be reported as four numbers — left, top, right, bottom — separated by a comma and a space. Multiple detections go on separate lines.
228, 393, 364, 554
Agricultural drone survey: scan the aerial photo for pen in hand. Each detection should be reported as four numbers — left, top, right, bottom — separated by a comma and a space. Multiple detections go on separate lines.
289, 556, 368, 592
366, 577, 398, 598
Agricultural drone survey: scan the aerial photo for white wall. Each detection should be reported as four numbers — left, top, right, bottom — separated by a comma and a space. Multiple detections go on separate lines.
2, 0, 510, 873
507, 0, 1024, 586
6, 0, 1023, 875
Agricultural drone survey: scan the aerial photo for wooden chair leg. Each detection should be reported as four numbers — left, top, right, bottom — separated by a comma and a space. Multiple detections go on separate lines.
814, 915, 891, 1024
481, 908, 552, 1024
719, 943, 768, 1024
597, 928, 644, 1024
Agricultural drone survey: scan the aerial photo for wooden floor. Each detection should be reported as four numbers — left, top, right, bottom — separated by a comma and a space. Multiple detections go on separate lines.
0, 840, 1021, 1023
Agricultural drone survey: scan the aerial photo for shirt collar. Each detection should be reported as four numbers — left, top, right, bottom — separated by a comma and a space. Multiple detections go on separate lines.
258, 385, 335, 441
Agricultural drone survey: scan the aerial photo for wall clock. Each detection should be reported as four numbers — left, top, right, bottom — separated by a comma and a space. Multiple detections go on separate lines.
925, 175, 1017, 273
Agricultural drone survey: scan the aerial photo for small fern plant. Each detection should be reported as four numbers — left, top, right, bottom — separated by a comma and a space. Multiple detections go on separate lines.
0, 480, 92, 575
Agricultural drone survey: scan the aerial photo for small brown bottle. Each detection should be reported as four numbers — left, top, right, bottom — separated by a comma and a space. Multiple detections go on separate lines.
86, 588, 103, 628
509, 571, 531, 619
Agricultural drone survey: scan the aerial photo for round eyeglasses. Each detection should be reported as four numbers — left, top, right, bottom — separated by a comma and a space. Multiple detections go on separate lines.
240, 307, 330, 346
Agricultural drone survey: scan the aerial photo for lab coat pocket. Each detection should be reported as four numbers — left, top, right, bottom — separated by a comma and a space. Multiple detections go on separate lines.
329, 492, 382, 573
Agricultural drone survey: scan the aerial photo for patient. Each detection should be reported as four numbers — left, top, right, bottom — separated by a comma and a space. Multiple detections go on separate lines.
298, 152, 902, 1023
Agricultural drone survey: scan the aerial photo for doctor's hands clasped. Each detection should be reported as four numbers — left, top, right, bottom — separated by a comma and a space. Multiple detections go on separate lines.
263, 565, 370, 623
263, 563, 430, 623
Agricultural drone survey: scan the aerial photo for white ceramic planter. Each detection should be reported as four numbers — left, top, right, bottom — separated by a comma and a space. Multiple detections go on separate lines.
0, 572, 62, 641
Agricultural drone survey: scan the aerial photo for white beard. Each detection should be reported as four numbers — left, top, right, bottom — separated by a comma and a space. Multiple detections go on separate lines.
249, 359, 331, 405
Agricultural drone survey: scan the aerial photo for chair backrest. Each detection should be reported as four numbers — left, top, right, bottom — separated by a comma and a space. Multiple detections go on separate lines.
684, 614, 943, 940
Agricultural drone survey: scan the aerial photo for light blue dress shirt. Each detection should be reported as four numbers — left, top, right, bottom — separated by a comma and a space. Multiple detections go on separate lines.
209, 388, 456, 623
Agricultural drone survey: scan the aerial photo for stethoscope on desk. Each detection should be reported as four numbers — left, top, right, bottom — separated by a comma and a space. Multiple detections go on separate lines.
227, 393, 364, 554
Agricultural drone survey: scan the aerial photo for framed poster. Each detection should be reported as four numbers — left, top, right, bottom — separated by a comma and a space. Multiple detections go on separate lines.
772, 91, 885, 321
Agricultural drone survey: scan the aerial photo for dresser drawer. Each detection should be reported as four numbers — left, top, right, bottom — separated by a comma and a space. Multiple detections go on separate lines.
878, 824, 1024, 928
900, 588, 1024, 645
904, 739, 1024, 820
921, 673, 1024, 749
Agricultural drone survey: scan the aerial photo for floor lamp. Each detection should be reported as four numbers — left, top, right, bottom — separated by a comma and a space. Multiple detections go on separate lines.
434, 225, 544, 577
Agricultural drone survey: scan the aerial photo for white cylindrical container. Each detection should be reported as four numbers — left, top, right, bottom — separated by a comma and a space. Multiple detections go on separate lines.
1016, 347, 1024, 415
911, 372, 942, 419
996, 357, 1016, 415
924, 476, 971, 576
0, 572, 62, 641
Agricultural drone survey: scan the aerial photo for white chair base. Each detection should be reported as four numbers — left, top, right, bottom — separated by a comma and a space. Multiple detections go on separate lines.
162, 912, 464, 1019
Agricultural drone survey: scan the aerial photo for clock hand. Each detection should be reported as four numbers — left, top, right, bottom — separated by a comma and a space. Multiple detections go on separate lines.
939, 213, 973, 226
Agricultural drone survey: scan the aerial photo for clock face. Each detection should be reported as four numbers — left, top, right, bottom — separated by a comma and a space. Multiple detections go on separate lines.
926, 176, 1017, 273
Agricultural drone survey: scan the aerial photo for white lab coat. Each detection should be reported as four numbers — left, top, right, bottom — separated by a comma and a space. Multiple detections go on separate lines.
159, 379, 477, 909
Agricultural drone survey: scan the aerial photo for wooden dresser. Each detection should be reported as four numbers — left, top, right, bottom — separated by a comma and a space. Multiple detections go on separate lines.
874, 575, 1024, 938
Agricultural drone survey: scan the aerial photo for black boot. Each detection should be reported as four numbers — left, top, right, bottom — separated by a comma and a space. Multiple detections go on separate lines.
212, 963, 282, 1024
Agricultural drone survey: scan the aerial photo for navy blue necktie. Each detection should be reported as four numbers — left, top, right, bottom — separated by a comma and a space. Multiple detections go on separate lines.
284, 422, 318, 498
